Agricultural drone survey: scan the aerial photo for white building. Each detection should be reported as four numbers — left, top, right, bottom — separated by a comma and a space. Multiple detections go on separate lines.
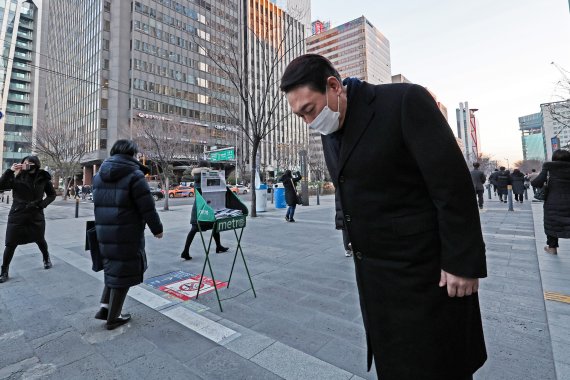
541, 99, 570, 160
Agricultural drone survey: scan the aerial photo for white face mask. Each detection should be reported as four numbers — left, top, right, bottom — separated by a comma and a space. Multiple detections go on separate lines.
308, 88, 340, 135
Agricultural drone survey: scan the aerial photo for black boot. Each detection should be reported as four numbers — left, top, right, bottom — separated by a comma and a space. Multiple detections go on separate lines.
216, 246, 229, 253
0, 266, 8, 283
106, 288, 131, 330
180, 252, 192, 260
43, 258, 52, 269
94, 307, 108, 320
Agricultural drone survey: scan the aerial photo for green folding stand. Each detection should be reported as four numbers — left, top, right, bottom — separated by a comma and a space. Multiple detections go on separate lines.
194, 188, 256, 312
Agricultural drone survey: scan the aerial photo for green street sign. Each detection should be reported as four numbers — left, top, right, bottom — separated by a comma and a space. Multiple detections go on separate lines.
209, 148, 235, 162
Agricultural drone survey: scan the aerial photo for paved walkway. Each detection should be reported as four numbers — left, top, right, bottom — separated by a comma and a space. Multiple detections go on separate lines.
0, 193, 567, 379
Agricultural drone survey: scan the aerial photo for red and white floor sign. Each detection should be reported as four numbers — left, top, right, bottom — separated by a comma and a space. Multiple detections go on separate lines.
159, 275, 227, 301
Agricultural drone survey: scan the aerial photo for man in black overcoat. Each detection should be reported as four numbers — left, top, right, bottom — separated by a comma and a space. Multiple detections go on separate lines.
280, 54, 487, 380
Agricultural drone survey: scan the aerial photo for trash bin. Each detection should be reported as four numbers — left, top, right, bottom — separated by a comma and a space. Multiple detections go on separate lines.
274, 184, 286, 209
255, 184, 267, 212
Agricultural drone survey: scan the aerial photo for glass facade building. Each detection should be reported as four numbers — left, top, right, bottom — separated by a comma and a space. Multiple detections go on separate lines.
306, 16, 391, 85
0, 0, 43, 170
518, 112, 546, 161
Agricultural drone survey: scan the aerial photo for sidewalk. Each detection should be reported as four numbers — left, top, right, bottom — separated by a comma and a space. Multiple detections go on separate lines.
0, 194, 566, 379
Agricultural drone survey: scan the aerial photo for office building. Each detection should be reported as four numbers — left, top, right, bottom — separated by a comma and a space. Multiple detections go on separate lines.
518, 112, 546, 161
42, 0, 242, 183
456, 102, 481, 163
541, 100, 570, 160
0, 0, 44, 170
306, 16, 391, 85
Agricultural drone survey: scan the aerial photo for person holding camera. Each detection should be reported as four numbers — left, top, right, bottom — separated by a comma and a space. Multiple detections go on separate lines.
0, 156, 56, 283
279, 169, 302, 222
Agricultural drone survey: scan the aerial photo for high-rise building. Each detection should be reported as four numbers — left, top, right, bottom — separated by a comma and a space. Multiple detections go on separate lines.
0, 0, 44, 170
306, 16, 391, 85
456, 102, 481, 163
246, 0, 307, 176
42, 0, 242, 183
541, 100, 570, 160
518, 112, 546, 161
392, 74, 448, 122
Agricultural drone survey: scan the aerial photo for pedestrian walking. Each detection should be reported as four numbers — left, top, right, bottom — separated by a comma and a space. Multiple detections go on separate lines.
510, 169, 525, 203
531, 149, 570, 255
281, 54, 486, 380
180, 165, 228, 261
470, 162, 486, 209
0, 156, 56, 283
526, 168, 539, 195
279, 169, 302, 222
489, 168, 499, 196
495, 166, 511, 203
92, 140, 163, 330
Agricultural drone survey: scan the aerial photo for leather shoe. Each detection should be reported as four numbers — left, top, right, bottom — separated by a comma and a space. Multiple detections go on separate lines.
289, 218, 296, 222
106, 314, 131, 330
44, 259, 52, 269
180, 252, 192, 260
94, 307, 108, 320
216, 246, 229, 253
544, 246, 558, 255
0, 267, 8, 283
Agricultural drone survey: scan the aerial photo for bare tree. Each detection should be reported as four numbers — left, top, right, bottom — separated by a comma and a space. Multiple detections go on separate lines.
132, 119, 190, 211
29, 122, 86, 199
308, 133, 327, 205
192, 7, 307, 216
548, 63, 570, 149
513, 159, 544, 174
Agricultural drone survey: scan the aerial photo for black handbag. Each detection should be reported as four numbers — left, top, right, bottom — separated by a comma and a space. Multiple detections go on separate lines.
85, 220, 103, 272
534, 173, 549, 201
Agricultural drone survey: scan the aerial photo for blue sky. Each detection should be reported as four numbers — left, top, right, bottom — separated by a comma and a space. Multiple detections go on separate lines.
311, 0, 570, 164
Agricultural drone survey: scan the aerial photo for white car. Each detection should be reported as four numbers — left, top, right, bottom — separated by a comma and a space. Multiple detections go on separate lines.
232, 185, 249, 194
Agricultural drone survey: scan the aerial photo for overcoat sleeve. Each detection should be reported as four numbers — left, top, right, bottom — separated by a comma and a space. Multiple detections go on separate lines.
531, 168, 548, 188
401, 85, 487, 278
130, 172, 163, 235
0, 169, 14, 190
40, 177, 56, 208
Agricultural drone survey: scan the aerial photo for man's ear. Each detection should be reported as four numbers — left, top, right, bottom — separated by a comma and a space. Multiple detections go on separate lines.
327, 76, 342, 95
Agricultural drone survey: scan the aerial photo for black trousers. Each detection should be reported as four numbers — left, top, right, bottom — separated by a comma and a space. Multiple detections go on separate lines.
475, 190, 484, 207
514, 193, 523, 202
547, 234, 559, 248
2, 239, 50, 268
182, 224, 222, 254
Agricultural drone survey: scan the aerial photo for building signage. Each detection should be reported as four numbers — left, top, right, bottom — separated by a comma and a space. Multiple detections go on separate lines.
137, 112, 171, 121
551, 136, 561, 151
209, 147, 235, 162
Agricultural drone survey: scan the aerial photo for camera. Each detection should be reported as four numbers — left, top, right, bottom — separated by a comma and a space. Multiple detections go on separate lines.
22, 163, 32, 170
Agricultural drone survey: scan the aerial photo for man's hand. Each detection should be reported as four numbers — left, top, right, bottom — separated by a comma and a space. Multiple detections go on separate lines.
439, 270, 479, 297
154, 232, 163, 239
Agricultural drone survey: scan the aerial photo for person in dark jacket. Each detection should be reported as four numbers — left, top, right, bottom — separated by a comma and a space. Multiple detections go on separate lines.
180, 166, 228, 260
92, 140, 163, 330
488, 168, 499, 196
531, 149, 570, 255
510, 169, 526, 203
495, 166, 511, 203
279, 170, 302, 222
281, 54, 486, 380
0, 156, 56, 283
470, 162, 486, 209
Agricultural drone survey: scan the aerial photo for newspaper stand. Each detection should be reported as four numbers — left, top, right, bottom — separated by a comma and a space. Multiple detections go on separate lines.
194, 170, 255, 311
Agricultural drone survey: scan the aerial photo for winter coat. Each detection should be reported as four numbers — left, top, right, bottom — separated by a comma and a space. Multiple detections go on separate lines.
532, 161, 570, 238
470, 169, 486, 191
279, 172, 302, 206
510, 171, 526, 195
488, 171, 499, 186
321, 79, 487, 380
93, 154, 163, 288
495, 170, 511, 193
0, 169, 55, 246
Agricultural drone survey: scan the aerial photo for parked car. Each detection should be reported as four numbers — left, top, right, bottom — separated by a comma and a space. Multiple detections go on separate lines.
230, 185, 249, 194
168, 185, 194, 198
149, 187, 165, 201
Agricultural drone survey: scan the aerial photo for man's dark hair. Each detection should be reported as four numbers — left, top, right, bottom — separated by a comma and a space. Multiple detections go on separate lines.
473, 162, 480, 168
499, 166, 506, 171
552, 149, 570, 162
494, 168, 499, 171
280, 54, 341, 94
110, 139, 138, 156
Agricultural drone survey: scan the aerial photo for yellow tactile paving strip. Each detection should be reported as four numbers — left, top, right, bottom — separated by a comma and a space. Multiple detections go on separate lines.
544, 291, 570, 304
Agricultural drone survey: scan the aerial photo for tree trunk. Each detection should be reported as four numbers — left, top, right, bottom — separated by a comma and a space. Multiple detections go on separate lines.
163, 176, 170, 211
250, 138, 260, 217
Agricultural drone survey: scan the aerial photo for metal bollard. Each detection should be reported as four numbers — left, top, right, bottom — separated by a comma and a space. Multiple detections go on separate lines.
524, 188, 528, 200
486, 184, 491, 200
6, 195, 9, 204
507, 185, 514, 211
75, 198, 79, 218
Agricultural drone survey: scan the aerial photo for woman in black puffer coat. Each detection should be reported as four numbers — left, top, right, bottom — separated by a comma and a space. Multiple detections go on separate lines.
92, 140, 163, 330
510, 169, 526, 203
279, 170, 302, 222
0, 155, 56, 283
532, 149, 570, 255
